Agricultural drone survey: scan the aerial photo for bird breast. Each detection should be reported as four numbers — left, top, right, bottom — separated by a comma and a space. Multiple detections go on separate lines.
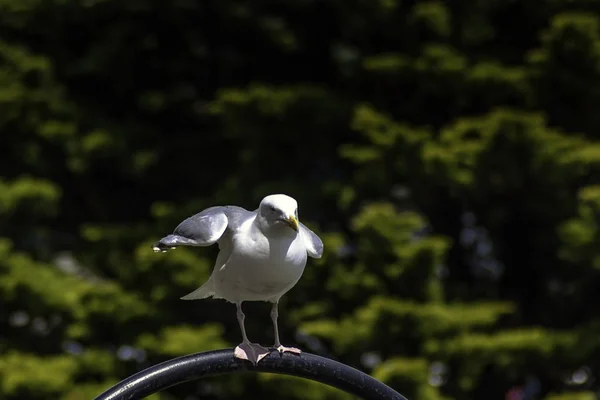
215, 231, 307, 302
233, 231, 306, 271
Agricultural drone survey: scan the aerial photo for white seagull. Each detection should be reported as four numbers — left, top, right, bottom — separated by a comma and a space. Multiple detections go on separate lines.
153, 194, 324, 364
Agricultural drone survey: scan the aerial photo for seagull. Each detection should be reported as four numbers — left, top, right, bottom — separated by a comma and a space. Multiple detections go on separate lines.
153, 194, 324, 364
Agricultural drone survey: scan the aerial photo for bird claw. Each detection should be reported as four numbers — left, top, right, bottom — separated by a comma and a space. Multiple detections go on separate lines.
234, 343, 271, 365
274, 345, 302, 355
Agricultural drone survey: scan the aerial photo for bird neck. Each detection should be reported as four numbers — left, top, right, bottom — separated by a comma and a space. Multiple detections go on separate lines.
253, 215, 297, 240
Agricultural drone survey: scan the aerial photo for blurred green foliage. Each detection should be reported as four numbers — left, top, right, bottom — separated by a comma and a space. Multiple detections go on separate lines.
1, 0, 600, 399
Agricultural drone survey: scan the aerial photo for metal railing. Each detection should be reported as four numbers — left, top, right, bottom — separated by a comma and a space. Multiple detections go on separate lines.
95, 348, 408, 400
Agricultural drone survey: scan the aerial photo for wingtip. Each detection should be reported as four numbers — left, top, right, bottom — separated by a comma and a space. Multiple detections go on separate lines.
152, 241, 175, 253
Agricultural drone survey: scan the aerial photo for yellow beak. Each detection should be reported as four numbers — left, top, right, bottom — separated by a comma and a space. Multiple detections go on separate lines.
285, 215, 299, 232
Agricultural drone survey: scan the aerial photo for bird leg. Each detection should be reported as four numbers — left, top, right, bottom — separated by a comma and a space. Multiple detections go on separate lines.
271, 301, 301, 355
233, 302, 270, 364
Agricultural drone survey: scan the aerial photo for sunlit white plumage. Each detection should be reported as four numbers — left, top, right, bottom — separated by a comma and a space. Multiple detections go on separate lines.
153, 194, 323, 364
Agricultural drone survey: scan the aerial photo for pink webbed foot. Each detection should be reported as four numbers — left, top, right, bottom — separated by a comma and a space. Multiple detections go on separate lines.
234, 342, 271, 365
275, 345, 302, 355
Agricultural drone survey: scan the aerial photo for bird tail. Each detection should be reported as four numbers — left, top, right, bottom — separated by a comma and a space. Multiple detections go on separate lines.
181, 277, 215, 300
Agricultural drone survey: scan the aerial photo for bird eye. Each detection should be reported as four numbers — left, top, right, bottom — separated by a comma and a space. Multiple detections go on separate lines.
269, 205, 276, 212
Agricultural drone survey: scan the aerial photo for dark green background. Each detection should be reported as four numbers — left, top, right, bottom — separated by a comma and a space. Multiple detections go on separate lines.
2, 1, 600, 399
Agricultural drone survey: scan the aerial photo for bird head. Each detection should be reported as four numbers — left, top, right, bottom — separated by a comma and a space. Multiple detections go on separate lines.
258, 194, 299, 232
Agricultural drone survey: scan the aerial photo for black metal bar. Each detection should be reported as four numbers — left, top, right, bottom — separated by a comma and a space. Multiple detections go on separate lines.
95, 348, 408, 400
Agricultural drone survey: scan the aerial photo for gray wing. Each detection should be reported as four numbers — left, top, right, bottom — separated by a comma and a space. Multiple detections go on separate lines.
299, 222, 324, 259
153, 205, 253, 252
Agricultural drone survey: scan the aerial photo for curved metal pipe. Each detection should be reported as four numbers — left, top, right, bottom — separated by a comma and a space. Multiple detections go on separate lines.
95, 348, 408, 400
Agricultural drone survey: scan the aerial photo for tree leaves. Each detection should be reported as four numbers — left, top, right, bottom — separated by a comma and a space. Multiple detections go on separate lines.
2, 1, 600, 399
